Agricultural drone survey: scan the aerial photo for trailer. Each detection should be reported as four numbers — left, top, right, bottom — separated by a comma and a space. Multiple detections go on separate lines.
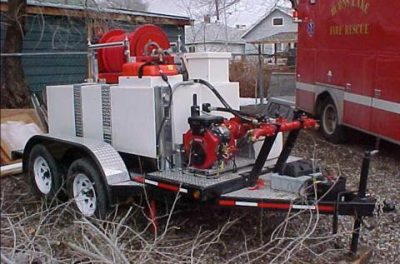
292, 0, 400, 144
21, 24, 392, 255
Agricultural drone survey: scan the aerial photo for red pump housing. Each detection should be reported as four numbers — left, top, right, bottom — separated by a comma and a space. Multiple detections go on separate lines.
183, 115, 317, 170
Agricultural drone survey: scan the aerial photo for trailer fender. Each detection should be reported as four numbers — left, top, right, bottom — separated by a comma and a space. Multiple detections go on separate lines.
23, 134, 131, 201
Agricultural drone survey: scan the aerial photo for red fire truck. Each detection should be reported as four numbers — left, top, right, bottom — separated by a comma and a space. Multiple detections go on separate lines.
292, 0, 400, 144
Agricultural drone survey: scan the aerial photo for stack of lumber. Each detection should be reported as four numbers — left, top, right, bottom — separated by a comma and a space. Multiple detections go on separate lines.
1, 109, 45, 169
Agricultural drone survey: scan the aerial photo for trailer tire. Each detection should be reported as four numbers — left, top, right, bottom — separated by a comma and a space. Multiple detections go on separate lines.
67, 158, 108, 218
320, 98, 345, 143
28, 144, 63, 200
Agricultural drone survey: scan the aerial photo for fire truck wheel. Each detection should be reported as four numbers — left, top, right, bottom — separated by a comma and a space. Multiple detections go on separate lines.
320, 98, 345, 143
67, 158, 108, 218
28, 144, 63, 200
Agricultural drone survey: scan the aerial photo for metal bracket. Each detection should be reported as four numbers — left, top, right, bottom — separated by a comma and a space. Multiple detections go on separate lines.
245, 133, 278, 185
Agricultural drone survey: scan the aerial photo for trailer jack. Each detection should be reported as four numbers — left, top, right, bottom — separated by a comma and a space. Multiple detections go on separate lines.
328, 150, 396, 255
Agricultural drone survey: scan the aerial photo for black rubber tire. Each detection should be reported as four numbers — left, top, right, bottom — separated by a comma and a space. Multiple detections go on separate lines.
67, 158, 108, 218
320, 98, 345, 143
28, 144, 63, 200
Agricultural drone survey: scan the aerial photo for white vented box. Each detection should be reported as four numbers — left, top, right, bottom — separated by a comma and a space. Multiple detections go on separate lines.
184, 52, 231, 83
47, 85, 76, 136
110, 85, 157, 158
117, 74, 195, 150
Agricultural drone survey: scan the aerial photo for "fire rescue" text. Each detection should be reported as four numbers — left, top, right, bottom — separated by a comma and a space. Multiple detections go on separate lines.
330, 24, 369, 36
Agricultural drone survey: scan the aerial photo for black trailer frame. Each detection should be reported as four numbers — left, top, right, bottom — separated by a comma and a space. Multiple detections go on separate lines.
19, 118, 389, 256
122, 128, 380, 254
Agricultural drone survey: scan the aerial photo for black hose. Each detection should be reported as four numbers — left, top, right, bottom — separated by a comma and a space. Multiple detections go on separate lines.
193, 79, 232, 109
156, 74, 173, 147
212, 106, 263, 120
193, 79, 257, 123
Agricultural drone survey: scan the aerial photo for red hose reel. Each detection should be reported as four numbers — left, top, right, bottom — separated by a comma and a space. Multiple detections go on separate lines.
97, 24, 177, 83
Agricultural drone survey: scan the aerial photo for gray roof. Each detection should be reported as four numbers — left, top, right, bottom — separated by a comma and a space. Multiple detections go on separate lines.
185, 22, 246, 45
31, 0, 97, 6
0, 0, 190, 21
250, 32, 297, 44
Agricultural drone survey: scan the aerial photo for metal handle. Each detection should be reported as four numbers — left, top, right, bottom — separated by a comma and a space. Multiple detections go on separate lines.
374, 89, 381, 98
88, 41, 126, 50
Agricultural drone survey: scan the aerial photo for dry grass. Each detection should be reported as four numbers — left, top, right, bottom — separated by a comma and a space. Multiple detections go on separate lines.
229, 60, 271, 98
1, 131, 399, 263
0, 191, 353, 263
229, 60, 295, 98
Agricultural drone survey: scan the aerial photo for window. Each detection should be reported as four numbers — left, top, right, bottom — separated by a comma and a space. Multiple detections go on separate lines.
188, 46, 196, 53
272, 17, 284, 26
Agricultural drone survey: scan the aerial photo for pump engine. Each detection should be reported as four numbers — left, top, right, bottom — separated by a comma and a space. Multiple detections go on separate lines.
183, 115, 237, 170
183, 111, 317, 171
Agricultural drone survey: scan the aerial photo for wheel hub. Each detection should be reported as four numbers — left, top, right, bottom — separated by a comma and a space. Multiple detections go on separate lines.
323, 104, 337, 135
33, 156, 52, 194
72, 173, 96, 217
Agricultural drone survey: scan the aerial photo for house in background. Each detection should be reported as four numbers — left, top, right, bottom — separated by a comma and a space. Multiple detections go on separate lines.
242, 6, 297, 55
185, 21, 246, 55
0, 0, 190, 94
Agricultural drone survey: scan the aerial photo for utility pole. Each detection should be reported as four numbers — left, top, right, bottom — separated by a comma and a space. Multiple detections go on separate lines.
223, 0, 228, 51
215, 0, 220, 21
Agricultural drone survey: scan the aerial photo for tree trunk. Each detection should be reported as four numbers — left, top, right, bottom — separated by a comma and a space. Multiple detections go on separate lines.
1, 0, 30, 108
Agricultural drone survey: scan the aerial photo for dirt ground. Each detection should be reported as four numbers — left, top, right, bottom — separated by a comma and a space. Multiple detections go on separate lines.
1, 130, 399, 263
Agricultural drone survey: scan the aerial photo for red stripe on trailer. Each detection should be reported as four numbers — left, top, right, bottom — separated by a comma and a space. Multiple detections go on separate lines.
218, 200, 236, 206
317, 205, 335, 212
134, 176, 145, 183
218, 200, 335, 213
158, 182, 180, 192
258, 202, 291, 209
134, 176, 188, 193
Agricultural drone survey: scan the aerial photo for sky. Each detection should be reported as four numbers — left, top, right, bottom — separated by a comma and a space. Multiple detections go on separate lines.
146, 0, 290, 27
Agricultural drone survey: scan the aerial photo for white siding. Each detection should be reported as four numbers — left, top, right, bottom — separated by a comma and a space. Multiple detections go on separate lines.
242, 10, 298, 43
187, 43, 245, 54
